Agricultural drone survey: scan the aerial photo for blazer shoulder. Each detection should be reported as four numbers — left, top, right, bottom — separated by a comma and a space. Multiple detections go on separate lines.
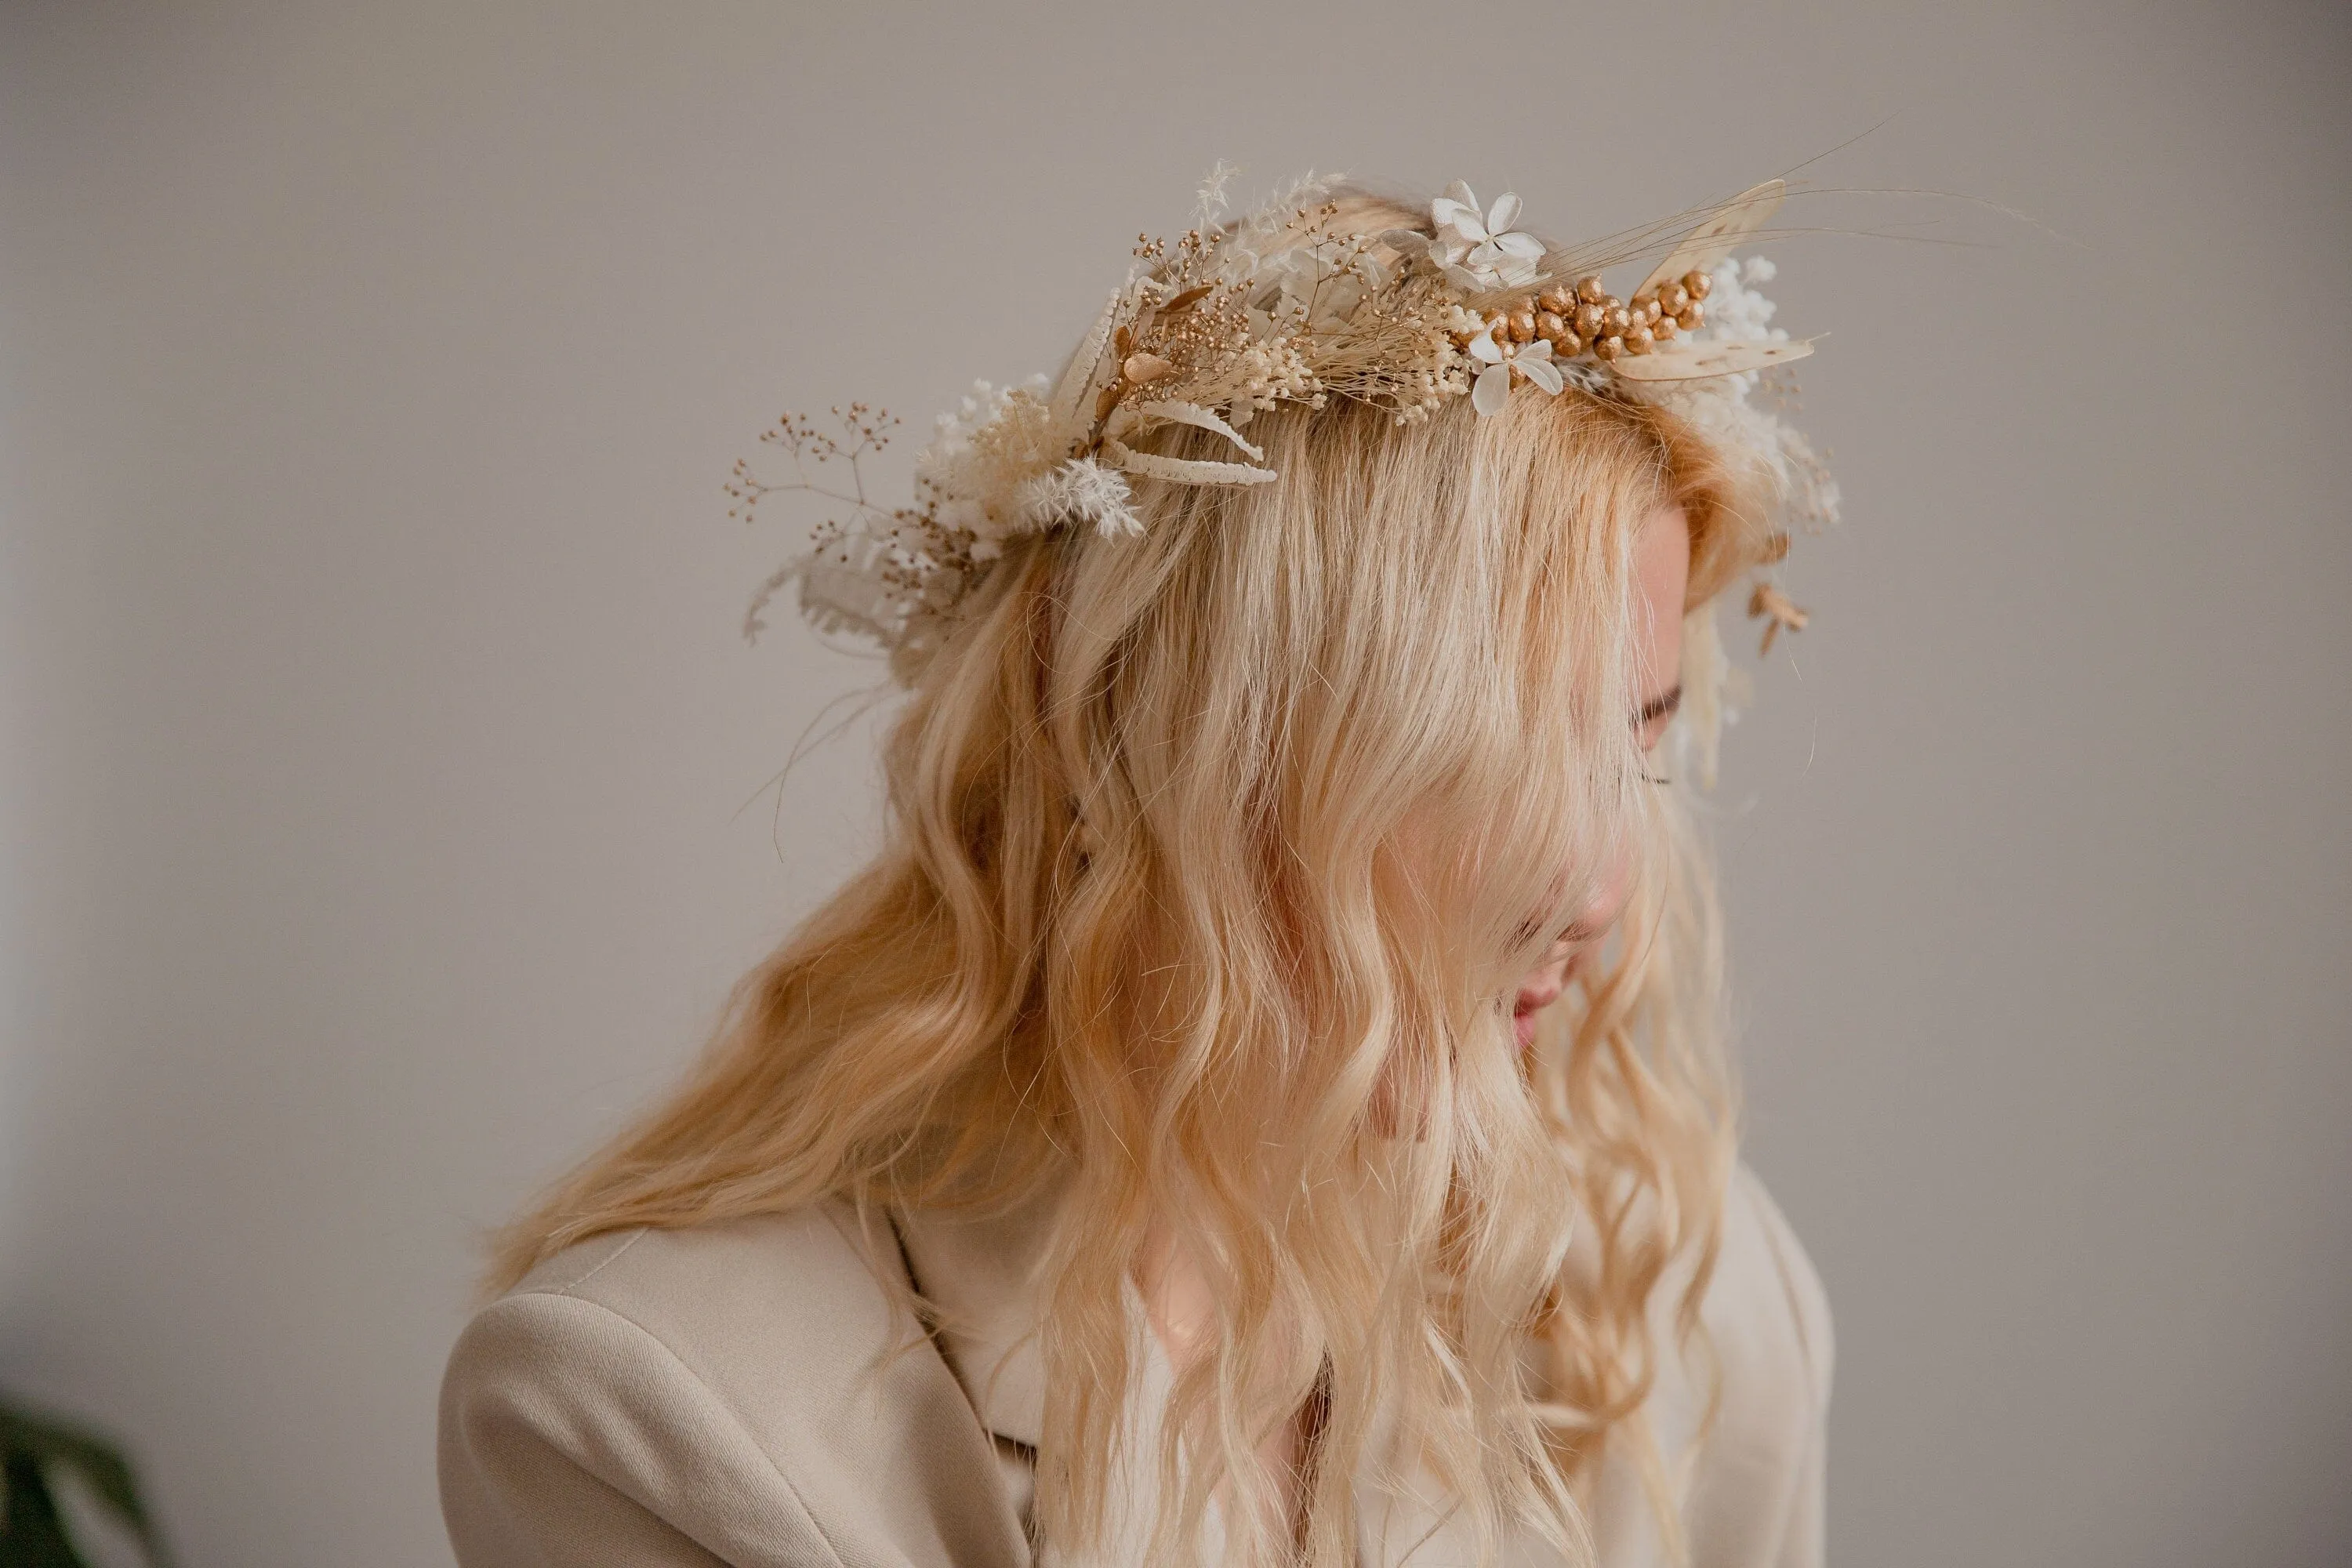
440, 1203, 1028, 1568
441, 1284, 844, 1566
449, 1204, 931, 1468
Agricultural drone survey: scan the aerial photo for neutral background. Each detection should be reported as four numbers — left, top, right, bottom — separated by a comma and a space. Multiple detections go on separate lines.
4, 2, 2347, 1565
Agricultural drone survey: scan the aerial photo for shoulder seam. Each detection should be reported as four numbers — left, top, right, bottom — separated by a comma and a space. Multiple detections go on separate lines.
549, 1227, 648, 1296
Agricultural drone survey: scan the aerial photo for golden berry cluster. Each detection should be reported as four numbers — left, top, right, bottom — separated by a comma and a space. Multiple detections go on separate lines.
1472, 268, 1715, 364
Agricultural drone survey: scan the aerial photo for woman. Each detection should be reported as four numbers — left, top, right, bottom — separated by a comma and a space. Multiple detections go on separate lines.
440, 175, 1836, 1568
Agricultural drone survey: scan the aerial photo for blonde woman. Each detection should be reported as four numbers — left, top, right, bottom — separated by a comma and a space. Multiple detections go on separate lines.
438, 176, 1835, 1568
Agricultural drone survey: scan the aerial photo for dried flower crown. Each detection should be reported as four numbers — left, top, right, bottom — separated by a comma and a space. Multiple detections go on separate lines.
730, 170, 1838, 684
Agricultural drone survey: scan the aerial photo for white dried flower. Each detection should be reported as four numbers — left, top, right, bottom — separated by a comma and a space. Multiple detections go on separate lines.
1690, 256, 1784, 345
1439, 303, 1488, 337
1466, 327, 1564, 415
1632, 253, 1838, 532
1017, 456, 1142, 537
1430, 182, 1544, 290
912, 373, 1068, 540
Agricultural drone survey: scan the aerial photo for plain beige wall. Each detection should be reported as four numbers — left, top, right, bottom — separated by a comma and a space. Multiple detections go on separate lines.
3, 2, 2347, 1563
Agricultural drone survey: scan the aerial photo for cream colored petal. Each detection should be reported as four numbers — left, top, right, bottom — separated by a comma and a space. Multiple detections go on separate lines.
1608, 336, 1816, 381
1636, 178, 1787, 297
1496, 255, 1541, 289
1050, 289, 1126, 429
1472, 361, 1512, 416
1127, 399, 1268, 462
1102, 438, 1279, 485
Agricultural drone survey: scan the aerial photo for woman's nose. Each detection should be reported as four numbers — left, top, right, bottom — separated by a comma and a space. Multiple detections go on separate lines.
1578, 846, 1636, 936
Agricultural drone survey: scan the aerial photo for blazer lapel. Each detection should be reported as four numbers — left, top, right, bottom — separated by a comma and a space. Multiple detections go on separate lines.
894, 1196, 1227, 1568
894, 1195, 1054, 1449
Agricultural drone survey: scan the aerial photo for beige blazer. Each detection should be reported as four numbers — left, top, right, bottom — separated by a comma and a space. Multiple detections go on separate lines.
437, 1164, 1831, 1567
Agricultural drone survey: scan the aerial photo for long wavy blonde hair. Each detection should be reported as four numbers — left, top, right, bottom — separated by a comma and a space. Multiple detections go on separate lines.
492, 191, 1779, 1567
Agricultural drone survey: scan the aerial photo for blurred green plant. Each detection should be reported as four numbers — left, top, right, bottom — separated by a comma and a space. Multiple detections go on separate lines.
1, 1397, 171, 1568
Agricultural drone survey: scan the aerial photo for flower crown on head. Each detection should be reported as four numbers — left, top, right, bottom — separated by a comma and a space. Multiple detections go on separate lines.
729, 169, 1838, 687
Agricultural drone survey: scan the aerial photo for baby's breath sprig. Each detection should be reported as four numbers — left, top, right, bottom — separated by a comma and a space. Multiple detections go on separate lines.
726, 403, 901, 529
732, 403, 975, 647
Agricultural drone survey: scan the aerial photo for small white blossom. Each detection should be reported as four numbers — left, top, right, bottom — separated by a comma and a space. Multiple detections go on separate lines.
1466, 328, 1565, 416
1430, 181, 1544, 290
1439, 303, 1487, 337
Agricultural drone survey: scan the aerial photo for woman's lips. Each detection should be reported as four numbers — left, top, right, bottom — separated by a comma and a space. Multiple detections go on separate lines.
1512, 971, 1568, 1050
